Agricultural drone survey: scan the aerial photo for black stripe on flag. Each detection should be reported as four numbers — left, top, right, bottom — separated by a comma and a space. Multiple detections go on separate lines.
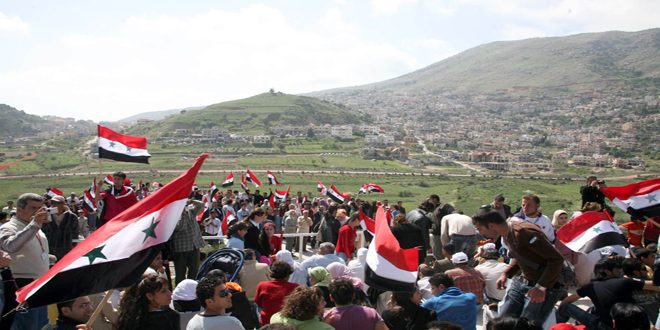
578, 232, 628, 254
99, 148, 150, 164
628, 203, 660, 219
24, 244, 162, 307
365, 264, 416, 292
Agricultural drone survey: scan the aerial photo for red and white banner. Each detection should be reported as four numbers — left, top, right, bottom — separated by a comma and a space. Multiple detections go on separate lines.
97, 125, 151, 164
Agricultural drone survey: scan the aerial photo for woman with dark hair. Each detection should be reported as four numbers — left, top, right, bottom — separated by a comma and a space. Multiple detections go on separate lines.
243, 208, 268, 257
115, 274, 180, 330
270, 286, 334, 330
382, 289, 435, 330
260, 220, 283, 257
226, 222, 248, 250
254, 261, 299, 325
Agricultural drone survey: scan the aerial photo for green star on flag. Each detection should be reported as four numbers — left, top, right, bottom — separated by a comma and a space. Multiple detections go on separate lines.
142, 217, 159, 243
108, 141, 116, 148
645, 194, 657, 203
592, 227, 601, 233
84, 245, 107, 264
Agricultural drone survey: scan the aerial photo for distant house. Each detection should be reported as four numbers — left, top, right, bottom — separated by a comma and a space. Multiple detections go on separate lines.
331, 125, 353, 138
253, 135, 272, 145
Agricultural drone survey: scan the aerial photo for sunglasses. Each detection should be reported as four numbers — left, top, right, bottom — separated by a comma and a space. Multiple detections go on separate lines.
217, 289, 231, 298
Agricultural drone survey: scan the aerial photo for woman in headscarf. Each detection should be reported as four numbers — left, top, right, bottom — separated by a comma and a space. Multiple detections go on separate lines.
308, 266, 333, 308
276, 250, 308, 286
347, 248, 369, 293
326, 262, 368, 305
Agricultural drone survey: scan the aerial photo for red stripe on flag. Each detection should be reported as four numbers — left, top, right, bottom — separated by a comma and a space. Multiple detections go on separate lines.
600, 178, 660, 201
98, 125, 148, 149
359, 209, 375, 234
374, 207, 418, 272
556, 211, 613, 243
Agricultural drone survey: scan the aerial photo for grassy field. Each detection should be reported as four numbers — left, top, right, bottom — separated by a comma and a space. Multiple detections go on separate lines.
0, 168, 639, 223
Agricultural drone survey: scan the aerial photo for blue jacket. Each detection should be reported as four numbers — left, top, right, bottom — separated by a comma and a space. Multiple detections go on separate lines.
421, 287, 477, 330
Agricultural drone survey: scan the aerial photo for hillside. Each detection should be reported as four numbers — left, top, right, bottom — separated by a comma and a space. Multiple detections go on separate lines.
0, 104, 47, 138
312, 29, 660, 97
117, 106, 206, 124
130, 92, 367, 137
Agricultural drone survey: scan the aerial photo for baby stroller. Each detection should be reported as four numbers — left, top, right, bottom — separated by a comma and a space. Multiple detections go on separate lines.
196, 248, 259, 329
196, 248, 245, 281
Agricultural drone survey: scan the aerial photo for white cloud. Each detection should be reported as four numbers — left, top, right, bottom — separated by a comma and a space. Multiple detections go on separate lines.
0, 5, 425, 121
476, 0, 660, 33
369, 0, 418, 15
500, 25, 548, 41
0, 11, 29, 34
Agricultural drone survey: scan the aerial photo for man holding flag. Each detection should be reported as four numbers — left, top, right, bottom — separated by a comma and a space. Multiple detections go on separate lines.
95, 171, 138, 228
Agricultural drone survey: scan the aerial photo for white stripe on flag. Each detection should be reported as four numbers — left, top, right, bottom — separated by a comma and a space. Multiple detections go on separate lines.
615, 188, 660, 210
564, 220, 622, 252
99, 136, 151, 157
61, 199, 185, 271
365, 239, 417, 283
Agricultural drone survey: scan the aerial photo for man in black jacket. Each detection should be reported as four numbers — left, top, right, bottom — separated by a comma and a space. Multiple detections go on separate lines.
46, 296, 93, 330
406, 200, 435, 257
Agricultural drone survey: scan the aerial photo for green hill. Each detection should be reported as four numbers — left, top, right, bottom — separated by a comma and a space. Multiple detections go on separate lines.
0, 104, 46, 138
315, 28, 660, 96
130, 92, 367, 137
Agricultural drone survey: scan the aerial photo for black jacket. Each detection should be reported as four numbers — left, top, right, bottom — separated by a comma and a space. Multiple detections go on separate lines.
391, 223, 426, 264
406, 209, 432, 252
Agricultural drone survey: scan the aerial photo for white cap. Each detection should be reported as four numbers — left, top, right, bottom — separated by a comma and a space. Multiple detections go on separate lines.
483, 243, 497, 251
451, 252, 468, 264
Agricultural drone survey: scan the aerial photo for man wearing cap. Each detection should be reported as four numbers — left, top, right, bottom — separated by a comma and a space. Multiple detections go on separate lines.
445, 252, 485, 304
472, 209, 564, 325
41, 195, 79, 261
475, 245, 509, 302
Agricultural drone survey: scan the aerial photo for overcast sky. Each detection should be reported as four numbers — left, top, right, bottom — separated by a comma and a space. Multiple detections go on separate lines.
0, 0, 658, 121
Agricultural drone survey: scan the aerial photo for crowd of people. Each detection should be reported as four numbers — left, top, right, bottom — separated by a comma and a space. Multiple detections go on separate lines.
0, 173, 658, 330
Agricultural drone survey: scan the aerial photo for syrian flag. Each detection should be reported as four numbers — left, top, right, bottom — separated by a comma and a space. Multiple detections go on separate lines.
240, 174, 249, 192
209, 182, 219, 199
359, 184, 368, 194
82, 179, 97, 213
326, 185, 347, 204
317, 182, 327, 194
366, 183, 385, 193
274, 186, 290, 201
267, 171, 280, 185
245, 170, 261, 188
103, 175, 114, 186
221, 173, 234, 187
47, 187, 63, 198
358, 209, 375, 235
365, 207, 419, 292
600, 178, 660, 219
98, 125, 151, 164
268, 194, 277, 210
222, 209, 235, 234
16, 154, 208, 308
557, 211, 628, 254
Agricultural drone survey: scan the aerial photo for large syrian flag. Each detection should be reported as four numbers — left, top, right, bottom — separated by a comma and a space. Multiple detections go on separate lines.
358, 209, 375, 235
365, 207, 419, 292
556, 211, 628, 254
221, 172, 234, 187
16, 154, 208, 308
47, 187, 63, 198
327, 184, 348, 204
98, 125, 151, 164
267, 171, 280, 185
600, 178, 660, 219
245, 170, 261, 188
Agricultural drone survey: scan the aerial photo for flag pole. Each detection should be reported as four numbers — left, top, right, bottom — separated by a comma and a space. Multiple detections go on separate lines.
86, 290, 112, 327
